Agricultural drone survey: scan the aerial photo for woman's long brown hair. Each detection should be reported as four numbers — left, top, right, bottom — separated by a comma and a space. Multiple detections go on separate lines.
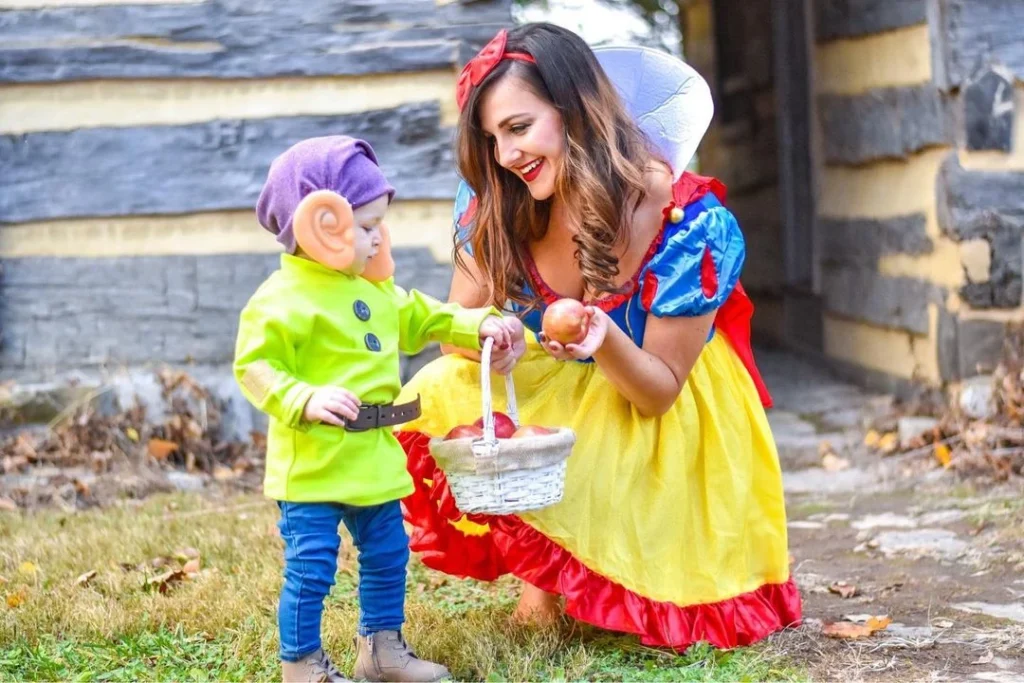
454, 22, 655, 313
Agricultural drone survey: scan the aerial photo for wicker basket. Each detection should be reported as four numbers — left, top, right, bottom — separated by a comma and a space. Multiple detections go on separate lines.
428, 337, 575, 515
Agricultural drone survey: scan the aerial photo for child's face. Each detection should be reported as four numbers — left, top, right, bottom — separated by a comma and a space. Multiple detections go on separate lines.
347, 194, 389, 276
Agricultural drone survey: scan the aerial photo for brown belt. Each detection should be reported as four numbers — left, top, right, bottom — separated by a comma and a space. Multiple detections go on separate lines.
344, 395, 422, 432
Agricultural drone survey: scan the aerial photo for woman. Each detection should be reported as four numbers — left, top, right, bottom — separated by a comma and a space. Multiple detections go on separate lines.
395, 22, 801, 650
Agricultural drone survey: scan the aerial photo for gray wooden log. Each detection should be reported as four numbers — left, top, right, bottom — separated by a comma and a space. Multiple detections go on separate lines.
937, 310, 1008, 381
820, 215, 933, 269
822, 267, 941, 334
0, 0, 511, 82
0, 103, 457, 223
0, 248, 454, 373
938, 154, 1024, 309
963, 65, 1016, 152
818, 85, 953, 164
939, 154, 1024, 233
937, 0, 1024, 86
815, 0, 927, 42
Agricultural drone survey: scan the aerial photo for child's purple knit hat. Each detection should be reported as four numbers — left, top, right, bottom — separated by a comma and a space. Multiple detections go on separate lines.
256, 136, 396, 254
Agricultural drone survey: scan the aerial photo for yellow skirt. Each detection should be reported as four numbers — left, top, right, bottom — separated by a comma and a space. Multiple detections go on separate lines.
396, 331, 801, 649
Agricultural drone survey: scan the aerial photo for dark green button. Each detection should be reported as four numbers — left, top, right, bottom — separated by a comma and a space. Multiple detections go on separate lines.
353, 300, 371, 321
364, 333, 381, 352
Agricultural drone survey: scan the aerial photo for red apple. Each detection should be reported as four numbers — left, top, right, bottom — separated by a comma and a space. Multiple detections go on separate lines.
474, 412, 517, 439
542, 298, 589, 345
444, 424, 483, 440
511, 425, 554, 438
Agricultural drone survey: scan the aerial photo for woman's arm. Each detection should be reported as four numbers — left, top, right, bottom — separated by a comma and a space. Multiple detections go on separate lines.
595, 310, 714, 417
544, 307, 715, 418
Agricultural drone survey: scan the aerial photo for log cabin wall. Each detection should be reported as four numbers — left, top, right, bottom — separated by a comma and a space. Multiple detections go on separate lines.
0, 0, 513, 381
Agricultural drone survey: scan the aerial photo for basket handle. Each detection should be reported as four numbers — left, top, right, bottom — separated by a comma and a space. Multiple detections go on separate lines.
479, 336, 519, 443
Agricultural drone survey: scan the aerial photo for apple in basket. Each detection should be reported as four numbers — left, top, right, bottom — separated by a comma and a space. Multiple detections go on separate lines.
443, 424, 483, 440
511, 425, 555, 438
473, 412, 517, 439
542, 298, 590, 345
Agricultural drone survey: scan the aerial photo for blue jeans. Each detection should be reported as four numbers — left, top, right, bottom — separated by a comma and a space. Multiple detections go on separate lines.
276, 500, 409, 661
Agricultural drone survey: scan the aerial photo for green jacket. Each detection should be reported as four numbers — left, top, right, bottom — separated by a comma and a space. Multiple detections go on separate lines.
234, 254, 497, 505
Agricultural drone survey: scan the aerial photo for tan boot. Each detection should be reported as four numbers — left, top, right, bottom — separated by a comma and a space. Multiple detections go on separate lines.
281, 648, 351, 682
353, 631, 450, 682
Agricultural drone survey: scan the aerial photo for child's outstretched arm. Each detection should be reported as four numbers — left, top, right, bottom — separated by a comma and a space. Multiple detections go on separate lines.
392, 283, 525, 374
233, 302, 319, 429
392, 284, 496, 354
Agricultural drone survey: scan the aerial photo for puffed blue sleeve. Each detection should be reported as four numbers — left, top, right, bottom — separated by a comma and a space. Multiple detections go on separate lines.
640, 195, 746, 317
453, 179, 477, 256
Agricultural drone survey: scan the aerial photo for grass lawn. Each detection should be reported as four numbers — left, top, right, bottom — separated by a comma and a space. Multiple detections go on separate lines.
1, 492, 804, 681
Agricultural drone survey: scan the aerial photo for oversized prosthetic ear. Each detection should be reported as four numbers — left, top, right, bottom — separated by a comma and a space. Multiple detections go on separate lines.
360, 221, 395, 282
292, 190, 355, 271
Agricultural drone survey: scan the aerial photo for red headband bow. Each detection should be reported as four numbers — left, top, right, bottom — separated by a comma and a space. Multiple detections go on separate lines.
455, 29, 536, 112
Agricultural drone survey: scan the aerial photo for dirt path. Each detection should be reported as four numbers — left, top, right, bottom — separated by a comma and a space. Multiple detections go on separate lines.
759, 348, 1024, 681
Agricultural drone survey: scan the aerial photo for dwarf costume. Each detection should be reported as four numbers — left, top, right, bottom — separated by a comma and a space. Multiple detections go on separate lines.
234, 135, 497, 681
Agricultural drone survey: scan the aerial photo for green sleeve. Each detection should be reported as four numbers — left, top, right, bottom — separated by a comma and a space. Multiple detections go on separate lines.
392, 283, 500, 355
233, 299, 316, 431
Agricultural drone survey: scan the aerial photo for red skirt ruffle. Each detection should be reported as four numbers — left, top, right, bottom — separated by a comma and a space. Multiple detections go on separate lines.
398, 431, 802, 650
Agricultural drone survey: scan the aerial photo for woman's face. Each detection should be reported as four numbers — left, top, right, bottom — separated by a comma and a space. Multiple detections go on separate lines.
478, 75, 565, 202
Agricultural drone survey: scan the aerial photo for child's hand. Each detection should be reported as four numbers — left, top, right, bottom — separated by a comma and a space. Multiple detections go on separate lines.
303, 386, 361, 427
478, 315, 511, 351
479, 315, 525, 375
540, 306, 607, 361
490, 316, 526, 375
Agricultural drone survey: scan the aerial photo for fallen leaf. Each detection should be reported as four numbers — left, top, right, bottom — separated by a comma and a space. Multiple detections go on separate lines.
144, 569, 186, 594
843, 613, 879, 623
829, 581, 859, 599
18, 561, 36, 576
173, 548, 200, 562
183, 558, 201, 575
212, 465, 237, 481
90, 451, 112, 473
0, 576, 7, 584
0, 497, 17, 512
2, 455, 29, 474
972, 652, 995, 665
866, 616, 891, 630
125, 427, 140, 443
878, 433, 899, 455
147, 438, 178, 461
822, 453, 851, 472
75, 570, 97, 587
184, 419, 203, 440
863, 430, 881, 448
6, 587, 28, 609
934, 443, 952, 468
823, 616, 891, 639
822, 622, 873, 639
934, 619, 954, 628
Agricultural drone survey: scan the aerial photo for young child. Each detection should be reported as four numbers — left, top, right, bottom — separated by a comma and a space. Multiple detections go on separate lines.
234, 135, 523, 682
